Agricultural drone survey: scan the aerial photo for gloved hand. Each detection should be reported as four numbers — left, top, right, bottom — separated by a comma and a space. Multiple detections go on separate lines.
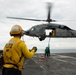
32, 46, 37, 52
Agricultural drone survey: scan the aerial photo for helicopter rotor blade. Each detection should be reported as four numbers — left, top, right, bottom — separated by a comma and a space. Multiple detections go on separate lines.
47, 2, 51, 21
46, 2, 56, 22
6, 2, 76, 23
7, 2, 56, 23
7, 17, 46, 22
56, 19, 76, 21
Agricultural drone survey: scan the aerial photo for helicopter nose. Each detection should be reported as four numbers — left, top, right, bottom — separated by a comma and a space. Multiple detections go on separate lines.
24, 31, 29, 35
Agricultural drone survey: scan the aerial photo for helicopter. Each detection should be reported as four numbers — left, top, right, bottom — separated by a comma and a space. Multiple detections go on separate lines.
7, 3, 76, 41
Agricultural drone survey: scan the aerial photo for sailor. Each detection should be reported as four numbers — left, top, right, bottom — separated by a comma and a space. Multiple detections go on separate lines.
45, 46, 50, 57
2, 24, 37, 75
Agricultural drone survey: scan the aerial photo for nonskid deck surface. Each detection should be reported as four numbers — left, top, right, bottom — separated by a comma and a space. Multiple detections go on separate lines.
0, 53, 76, 75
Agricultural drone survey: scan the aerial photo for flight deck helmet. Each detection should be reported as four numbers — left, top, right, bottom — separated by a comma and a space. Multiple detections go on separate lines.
10, 24, 24, 36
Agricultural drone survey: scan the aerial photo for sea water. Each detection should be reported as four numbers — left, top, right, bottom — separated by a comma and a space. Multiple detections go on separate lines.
37, 49, 76, 53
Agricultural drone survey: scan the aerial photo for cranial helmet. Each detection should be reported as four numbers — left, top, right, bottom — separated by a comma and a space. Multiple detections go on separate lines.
10, 24, 24, 36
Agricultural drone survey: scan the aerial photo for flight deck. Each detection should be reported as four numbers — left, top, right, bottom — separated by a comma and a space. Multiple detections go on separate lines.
0, 53, 76, 75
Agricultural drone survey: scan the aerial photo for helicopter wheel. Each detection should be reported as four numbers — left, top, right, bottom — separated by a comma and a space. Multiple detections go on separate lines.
38, 36, 46, 41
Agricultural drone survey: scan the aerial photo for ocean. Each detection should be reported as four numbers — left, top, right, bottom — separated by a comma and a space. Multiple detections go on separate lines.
36, 49, 76, 53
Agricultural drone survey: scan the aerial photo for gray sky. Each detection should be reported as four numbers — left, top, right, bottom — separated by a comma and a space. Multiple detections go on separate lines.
0, 0, 76, 51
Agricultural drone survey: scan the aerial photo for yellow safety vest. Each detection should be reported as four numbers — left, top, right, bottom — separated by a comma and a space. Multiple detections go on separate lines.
3, 37, 35, 70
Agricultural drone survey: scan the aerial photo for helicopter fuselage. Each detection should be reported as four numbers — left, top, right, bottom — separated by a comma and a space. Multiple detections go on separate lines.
25, 23, 76, 41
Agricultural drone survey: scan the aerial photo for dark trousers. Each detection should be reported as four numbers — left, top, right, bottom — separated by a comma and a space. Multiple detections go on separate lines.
2, 67, 22, 75
45, 52, 50, 57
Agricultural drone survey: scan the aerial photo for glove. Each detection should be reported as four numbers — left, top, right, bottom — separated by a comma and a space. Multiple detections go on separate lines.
32, 46, 37, 52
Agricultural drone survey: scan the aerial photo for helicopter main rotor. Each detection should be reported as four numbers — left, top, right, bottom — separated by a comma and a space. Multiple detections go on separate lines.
7, 2, 56, 23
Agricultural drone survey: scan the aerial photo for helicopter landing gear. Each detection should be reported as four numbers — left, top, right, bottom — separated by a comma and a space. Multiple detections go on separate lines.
38, 36, 46, 41
39, 37, 45, 41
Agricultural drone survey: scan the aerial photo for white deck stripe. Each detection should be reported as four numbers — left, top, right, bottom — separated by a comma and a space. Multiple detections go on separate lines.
52, 56, 76, 66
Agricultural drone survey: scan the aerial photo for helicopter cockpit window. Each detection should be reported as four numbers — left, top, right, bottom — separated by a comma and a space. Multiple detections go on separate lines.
30, 27, 35, 31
